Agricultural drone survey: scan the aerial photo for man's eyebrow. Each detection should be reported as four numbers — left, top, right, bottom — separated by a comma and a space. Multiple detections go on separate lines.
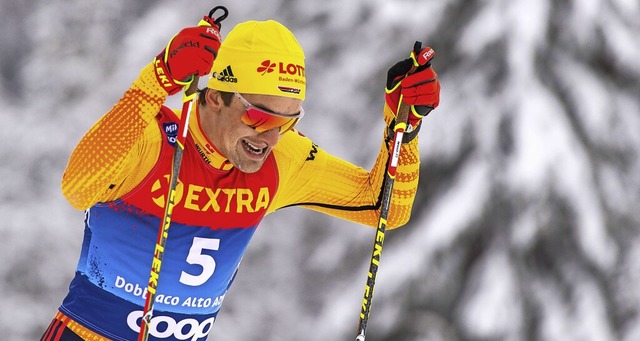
247, 100, 300, 117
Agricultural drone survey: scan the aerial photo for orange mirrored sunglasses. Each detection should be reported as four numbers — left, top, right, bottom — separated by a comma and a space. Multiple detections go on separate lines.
214, 74, 304, 134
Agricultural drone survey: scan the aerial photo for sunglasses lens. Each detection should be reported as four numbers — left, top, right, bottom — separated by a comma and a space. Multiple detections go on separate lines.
241, 107, 299, 134
279, 117, 300, 133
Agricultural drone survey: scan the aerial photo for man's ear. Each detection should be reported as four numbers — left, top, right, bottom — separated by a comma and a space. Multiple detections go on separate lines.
205, 88, 224, 111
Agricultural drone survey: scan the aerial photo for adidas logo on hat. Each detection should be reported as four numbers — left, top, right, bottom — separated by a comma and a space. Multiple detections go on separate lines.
217, 65, 238, 83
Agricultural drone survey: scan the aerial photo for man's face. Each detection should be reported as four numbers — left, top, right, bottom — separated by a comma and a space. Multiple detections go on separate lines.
201, 90, 303, 173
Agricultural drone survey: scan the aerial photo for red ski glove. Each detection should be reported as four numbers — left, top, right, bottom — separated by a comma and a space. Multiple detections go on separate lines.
154, 16, 222, 95
385, 42, 440, 128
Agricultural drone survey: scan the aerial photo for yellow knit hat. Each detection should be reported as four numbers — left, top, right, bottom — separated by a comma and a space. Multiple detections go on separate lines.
208, 20, 306, 100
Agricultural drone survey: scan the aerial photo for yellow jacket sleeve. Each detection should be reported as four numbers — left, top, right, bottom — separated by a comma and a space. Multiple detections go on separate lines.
269, 105, 420, 229
61, 63, 167, 210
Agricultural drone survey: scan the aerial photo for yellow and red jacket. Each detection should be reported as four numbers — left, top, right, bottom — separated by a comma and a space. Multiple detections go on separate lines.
56, 62, 421, 340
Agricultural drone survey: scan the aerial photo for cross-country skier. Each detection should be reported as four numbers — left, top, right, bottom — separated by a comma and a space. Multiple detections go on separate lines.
42, 14, 440, 341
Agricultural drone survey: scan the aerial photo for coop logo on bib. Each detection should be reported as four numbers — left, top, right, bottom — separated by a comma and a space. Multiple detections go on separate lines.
127, 310, 214, 341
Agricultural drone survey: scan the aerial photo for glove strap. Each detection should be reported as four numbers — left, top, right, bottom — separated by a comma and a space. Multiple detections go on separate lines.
153, 51, 182, 95
411, 105, 434, 119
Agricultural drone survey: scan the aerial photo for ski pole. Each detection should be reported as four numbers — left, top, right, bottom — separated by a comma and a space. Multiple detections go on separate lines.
355, 41, 428, 341
137, 6, 228, 341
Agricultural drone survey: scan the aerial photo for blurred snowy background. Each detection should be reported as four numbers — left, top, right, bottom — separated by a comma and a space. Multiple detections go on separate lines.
2, 0, 640, 340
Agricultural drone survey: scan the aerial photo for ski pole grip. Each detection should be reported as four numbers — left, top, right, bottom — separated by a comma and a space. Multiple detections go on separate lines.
396, 102, 411, 125
395, 40, 427, 126
185, 76, 199, 96
184, 5, 228, 100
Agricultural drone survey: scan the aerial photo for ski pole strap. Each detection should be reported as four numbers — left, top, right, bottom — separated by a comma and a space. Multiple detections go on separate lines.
182, 76, 200, 104
386, 118, 422, 144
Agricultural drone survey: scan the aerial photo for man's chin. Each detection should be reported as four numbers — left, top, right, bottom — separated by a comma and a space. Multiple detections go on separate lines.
232, 158, 265, 174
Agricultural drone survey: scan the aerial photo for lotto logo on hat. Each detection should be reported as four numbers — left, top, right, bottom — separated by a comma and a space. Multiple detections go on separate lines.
255, 59, 305, 96
256, 60, 305, 78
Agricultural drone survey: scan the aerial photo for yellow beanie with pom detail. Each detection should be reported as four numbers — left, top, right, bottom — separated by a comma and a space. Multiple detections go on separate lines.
207, 20, 306, 100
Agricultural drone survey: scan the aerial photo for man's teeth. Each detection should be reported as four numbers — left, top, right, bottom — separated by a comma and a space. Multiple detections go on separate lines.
244, 140, 265, 154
